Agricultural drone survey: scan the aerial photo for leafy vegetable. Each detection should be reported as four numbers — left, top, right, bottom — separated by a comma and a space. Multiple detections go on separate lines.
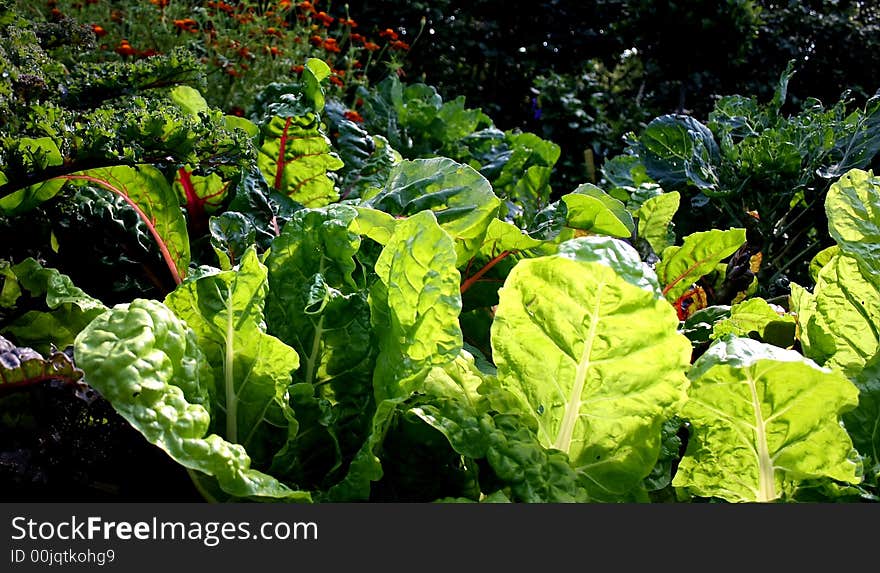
164, 247, 300, 469
363, 158, 502, 266
491, 235, 691, 497
673, 336, 861, 502
656, 228, 746, 301
73, 298, 310, 501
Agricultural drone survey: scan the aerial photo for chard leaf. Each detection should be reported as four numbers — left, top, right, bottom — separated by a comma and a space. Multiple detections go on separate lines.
1, 259, 107, 354
174, 167, 232, 233
265, 205, 376, 485
490, 236, 691, 497
793, 254, 880, 378
60, 165, 191, 285
561, 183, 635, 238
843, 353, 880, 476
73, 298, 310, 501
257, 112, 344, 208
711, 297, 796, 347
673, 336, 861, 503
209, 212, 255, 270
164, 247, 300, 469
634, 191, 680, 254
0, 334, 83, 388
352, 206, 398, 245
656, 228, 747, 302
809, 245, 839, 283
362, 158, 502, 266
825, 168, 880, 284
371, 210, 463, 401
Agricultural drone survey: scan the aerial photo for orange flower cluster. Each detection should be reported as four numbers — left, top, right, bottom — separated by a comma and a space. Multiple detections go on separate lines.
343, 110, 365, 123
173, 18, 199, 33
91, 23, 107, 38
149, 0, 169, 8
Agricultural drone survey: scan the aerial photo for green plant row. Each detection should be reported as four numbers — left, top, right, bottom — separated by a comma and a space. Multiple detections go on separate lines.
1, 4, 877, 502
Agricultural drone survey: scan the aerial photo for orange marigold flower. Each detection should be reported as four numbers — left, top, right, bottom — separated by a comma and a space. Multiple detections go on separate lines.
49, 8, 62, 18
173, 18, 199, 33
110, 10, 123, 23
291, 64, 305, 74
309, 34, 323, 47
378, 28, 399, 41
115, 39, 135, 57
217, 1, 234, 14
332, 68, 345, 77
149, 0, 169, 7
90, 24, 107, 37
323, 38, 341, 53
237, 46, 253, 59
390, 39, 410, 51
298, 1, 315, 13
225, 67, 241, 77
340, 18, 357, 27
355, 97, 364, 107
314, 11, 334, 26
279, 0, 292, 8
363, 41, 380, 52
329, 75, 344, 87
264, 45, 282, 57
343, 110, 364, 123
350, 33, 365, 44
138, 48, 159, 58
265, 27, 282, 37
352, 60, 363, 69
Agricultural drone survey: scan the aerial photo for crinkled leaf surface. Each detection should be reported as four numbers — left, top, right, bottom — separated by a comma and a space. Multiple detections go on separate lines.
0, 334, 83, 387
371, 210, 463, 401
843, 353, 880, 477
657, 228, 746, 301
1, 258, 107, 353
674, 336, 861, 503
265, 205, 375, 486
491, 236, 691, 497
73, 298, 309, 501
362, 158, 502, 266
711, 297, 795, 346
792, 254, 880, 378
164, 247, 300, 469
825, 168, 880, 285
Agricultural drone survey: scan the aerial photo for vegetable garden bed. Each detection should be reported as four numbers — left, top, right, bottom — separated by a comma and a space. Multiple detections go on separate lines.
1, 0, 878, 503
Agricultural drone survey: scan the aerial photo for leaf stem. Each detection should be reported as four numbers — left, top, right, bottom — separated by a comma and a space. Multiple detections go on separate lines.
460, 250, 513, 294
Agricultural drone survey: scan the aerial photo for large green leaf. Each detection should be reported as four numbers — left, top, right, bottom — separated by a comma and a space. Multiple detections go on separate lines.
711, 297, 796, 347
843, 353, 880, 478
73, 298, 310, 501
792, 254, 880, 378
60, 165, 191, 285
634, 191, 680, 254
164, 247, 300, 469
265, 205, 376, 486
656, 228, 746, 302
371, 210, 463, 401
257, 112, 344, 208
638, 115, 721, 193
561, 184, 635, 238
825, 168, 880, 284
673, 336, 861, 503
362, 158, 502, 266
490, 236, 691, 497
1, 259, 107, 354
